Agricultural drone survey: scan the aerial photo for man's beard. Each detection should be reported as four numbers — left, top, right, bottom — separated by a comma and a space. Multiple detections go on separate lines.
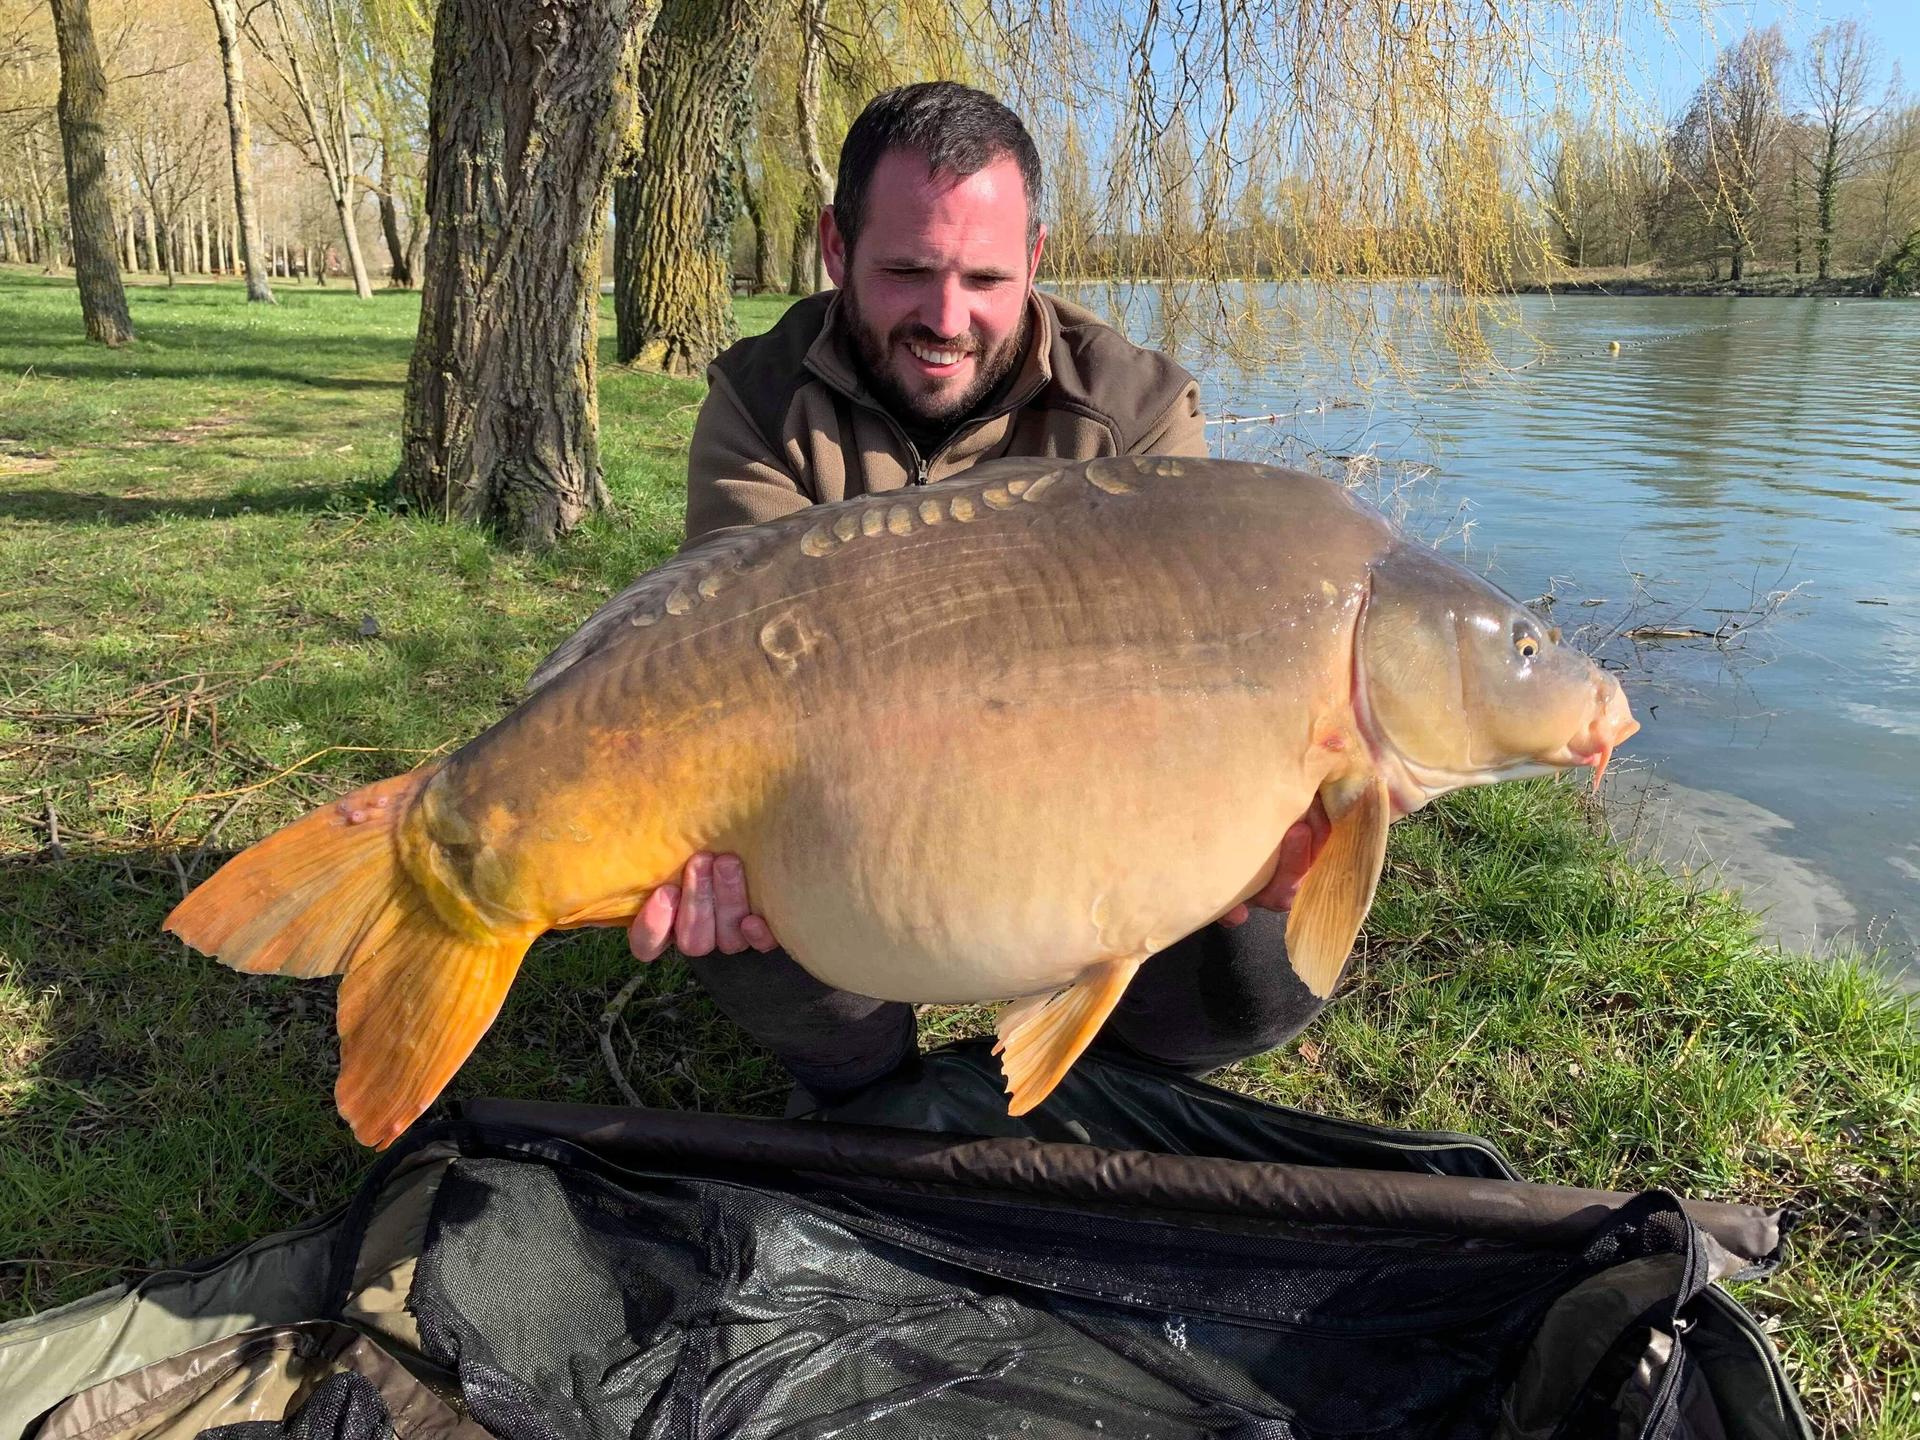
842, 283, 1031, 438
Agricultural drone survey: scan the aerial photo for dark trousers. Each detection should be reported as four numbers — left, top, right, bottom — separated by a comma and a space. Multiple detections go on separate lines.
685, 907, 1322, 1102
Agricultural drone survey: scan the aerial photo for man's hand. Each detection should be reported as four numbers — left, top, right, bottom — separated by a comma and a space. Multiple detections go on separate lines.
1220, 797, 1333, 926
629, 852, 780, 962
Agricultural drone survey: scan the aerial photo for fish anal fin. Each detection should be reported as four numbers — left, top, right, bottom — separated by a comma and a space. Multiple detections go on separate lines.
994, 956, 1144, 1117
335, 908, 538, 1150
1284, 774, 1391, 998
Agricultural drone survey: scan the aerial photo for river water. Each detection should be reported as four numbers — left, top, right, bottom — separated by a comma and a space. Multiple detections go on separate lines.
1095, 286, 1919, 977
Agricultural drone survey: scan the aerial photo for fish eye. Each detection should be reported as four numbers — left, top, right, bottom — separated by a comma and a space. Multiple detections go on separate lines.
1514, 628, 1540, 659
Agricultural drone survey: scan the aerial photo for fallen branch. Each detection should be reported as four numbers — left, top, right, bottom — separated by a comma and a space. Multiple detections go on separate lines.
597, 977, 690, 1106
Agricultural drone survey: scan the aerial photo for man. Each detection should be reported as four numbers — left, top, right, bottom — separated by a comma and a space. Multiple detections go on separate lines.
629, 82, 1328, 1108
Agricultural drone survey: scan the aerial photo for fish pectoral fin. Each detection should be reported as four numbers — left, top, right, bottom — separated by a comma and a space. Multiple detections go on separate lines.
993, 956, 1144, 1117
1284, 773, 1391, 999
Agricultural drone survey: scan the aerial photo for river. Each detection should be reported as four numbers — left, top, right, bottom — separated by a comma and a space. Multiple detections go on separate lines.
1096, 286, 1919, 978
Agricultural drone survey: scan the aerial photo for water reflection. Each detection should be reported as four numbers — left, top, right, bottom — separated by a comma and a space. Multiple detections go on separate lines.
1056, 284, 1920, 973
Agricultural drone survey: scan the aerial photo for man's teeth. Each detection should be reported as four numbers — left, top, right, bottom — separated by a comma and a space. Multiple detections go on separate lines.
907, 342, 966, 366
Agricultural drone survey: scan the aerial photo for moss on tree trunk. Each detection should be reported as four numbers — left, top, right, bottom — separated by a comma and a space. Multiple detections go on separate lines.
399, 0, 654, 549
613, 0, 778, 376
48, 0, 132, 345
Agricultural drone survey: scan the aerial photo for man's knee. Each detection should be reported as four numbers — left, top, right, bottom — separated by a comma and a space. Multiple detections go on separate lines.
1102, 912, 1327, 1074
683, 948, 916, 1099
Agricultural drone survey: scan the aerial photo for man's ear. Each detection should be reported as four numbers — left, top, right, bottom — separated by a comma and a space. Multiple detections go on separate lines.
1027, 223, 1048, 283
821, 205, 848, 289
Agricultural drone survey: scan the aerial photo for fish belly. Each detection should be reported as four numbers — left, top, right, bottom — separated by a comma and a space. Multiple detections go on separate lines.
738, 687, 1318, 1003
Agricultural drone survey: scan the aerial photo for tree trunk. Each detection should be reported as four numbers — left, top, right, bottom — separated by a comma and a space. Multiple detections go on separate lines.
332, 197, 372, 295
787, 199, 815, 295
1815, 135, 1840, 282
793, 0, 831, 293
736, 146, 773, 293
47, 0, 132, 343
1789, 169, 1804, 275
142, 203, 157, 276
376, 144, 414, 287
400, 0, 656, 547
613, 0, 779, 374
208, 0, 274, 301
403, 209, 427, 289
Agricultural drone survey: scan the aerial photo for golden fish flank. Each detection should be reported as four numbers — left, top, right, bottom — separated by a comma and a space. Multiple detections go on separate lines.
163, 455, 1637, 1149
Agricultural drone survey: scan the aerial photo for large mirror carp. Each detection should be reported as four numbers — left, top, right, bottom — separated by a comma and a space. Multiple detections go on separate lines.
166, 456, 1637, 1147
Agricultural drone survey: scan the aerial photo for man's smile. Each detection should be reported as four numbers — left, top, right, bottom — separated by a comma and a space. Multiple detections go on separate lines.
904, 339, 972, 374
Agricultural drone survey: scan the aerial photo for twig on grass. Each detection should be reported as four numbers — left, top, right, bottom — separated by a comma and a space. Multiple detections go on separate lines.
597, 976, 690, 1106
155, 741, 455, 840
247, 1162, 317, 1210
1411, 1012, 1491, 1108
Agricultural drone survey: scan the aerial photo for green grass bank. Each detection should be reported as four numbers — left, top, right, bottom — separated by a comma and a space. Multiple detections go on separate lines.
0, 268, 1914, 1437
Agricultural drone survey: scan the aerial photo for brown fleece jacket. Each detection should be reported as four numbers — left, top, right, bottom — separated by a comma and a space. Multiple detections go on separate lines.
681, 289, 1206, 547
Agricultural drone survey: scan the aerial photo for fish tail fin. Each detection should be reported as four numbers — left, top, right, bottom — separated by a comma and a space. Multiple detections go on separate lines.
333, 904, 536, 1148
164, 765, 537, 1148
165, 767, 442, 980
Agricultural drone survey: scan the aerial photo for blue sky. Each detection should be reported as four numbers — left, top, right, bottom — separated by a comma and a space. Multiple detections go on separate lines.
1629, 0, 1917, 111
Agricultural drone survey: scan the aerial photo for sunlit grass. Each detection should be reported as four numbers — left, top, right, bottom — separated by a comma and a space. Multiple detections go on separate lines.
0, 267, 1912, 1438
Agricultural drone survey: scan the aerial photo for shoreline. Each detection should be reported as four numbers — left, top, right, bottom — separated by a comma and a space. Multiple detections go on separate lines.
1511, 273, 1887, 299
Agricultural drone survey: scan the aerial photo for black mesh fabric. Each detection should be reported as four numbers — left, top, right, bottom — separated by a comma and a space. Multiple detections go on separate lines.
406, 1149, 1609, 1440
200, 1373, 393, 1440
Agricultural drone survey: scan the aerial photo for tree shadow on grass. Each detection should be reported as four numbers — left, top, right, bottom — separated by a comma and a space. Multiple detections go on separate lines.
0, 483, 352, 526
14, 359, 404, 393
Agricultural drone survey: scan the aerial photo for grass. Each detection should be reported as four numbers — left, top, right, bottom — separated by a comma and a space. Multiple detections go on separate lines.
1, 266, 1915, 1437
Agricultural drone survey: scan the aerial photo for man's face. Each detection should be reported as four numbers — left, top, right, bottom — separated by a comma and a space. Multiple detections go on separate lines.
822, 149, 1046, 434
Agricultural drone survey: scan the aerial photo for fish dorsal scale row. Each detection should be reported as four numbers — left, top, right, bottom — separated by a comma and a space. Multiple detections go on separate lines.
524, 455, 1207, 693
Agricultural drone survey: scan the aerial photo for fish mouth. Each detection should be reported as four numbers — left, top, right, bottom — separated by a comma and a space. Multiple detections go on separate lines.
1557, 680, 1641, 792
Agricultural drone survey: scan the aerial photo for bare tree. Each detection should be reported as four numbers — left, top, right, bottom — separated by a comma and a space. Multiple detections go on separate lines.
47, 0, 131, 341
1799, 21, 1884, 280
244, 0, 375, 298
1867, 92, 1920, 263
205, 0, 274, 301
1669, 27, 1788, 281
124, 81, 218, 285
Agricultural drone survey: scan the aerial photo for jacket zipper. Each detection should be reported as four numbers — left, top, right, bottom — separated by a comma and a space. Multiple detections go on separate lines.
806, 359, 1043, 491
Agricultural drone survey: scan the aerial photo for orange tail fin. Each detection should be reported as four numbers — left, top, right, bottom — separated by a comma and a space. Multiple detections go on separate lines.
165, 767, 539, 1149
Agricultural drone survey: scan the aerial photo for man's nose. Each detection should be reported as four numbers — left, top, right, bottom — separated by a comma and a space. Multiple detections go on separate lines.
915, 276, 970, 343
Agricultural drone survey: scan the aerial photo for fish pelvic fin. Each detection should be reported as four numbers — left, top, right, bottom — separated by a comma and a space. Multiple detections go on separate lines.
164, 764, 538, 1149
1283, 773, 1391, 998
993, 955, 1144, 1116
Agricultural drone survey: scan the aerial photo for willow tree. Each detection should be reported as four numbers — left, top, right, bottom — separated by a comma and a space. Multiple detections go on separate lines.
47, 0, 131, 343
613, 0, 782, 375
398, 0, 655, 546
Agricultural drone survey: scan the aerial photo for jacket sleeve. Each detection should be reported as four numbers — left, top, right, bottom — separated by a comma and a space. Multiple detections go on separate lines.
682, 370, 815, 550
1128, 376, 1209, 458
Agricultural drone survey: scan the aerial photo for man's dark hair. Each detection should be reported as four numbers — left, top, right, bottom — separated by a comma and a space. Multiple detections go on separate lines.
833, 82, 1043, 255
